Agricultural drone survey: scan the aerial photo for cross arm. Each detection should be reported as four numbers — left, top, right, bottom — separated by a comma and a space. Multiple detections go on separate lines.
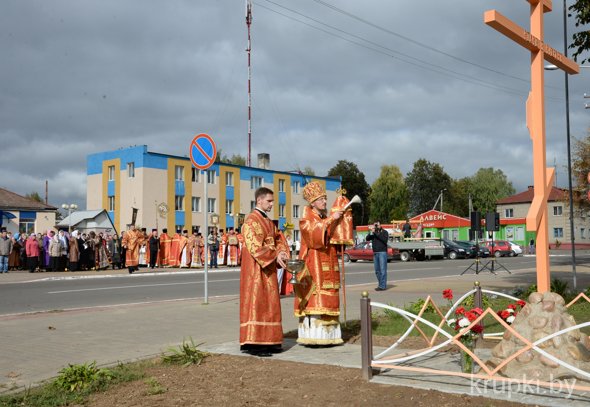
484, 10, 579, 74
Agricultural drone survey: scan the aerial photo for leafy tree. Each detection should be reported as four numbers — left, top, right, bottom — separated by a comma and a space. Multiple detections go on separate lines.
469, 168, 515, 214
301, 166, 316, 176
368, 165, 408, 222
569, 0, 590, 64
405, 159, 452, 216
25, 192, 43, 203
327, 160, 371, 225
446, 177, 473, 217
572, 133, 590, 212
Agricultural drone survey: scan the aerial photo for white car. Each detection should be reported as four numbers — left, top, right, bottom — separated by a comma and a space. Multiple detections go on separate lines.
508, 241, 523, 257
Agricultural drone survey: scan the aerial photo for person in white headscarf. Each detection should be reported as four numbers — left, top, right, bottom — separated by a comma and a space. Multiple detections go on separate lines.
48, 233, 63, 271
69, 230, 80, 271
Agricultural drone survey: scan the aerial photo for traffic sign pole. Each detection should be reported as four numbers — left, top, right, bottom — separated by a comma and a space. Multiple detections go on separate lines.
204, 177, 209, 304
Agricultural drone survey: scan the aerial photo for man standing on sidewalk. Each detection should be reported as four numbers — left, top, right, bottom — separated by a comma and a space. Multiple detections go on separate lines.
0, 229, 13, 273
239, 187, 289, 356
122, 224, 144, 274
148, 229, 159, 269
366, 221, 389, 291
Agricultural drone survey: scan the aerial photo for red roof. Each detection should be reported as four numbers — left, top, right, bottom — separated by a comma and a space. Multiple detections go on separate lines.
496, 186, 566, 205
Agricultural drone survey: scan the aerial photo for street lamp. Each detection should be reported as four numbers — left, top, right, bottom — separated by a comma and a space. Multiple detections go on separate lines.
61, 203, 78, 234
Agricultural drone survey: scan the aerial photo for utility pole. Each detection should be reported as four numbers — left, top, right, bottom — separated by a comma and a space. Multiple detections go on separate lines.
246, 0, 253, 167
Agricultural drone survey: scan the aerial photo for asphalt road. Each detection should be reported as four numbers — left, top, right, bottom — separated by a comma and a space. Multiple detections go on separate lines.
0, 254, 583, 316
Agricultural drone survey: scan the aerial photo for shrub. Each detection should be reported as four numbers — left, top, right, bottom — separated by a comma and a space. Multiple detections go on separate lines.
161, 338, 209, 367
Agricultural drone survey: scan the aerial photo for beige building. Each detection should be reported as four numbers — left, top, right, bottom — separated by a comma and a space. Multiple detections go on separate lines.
86, 145, 341, 241
496, 186, 590, 249
0, 187, 57, 234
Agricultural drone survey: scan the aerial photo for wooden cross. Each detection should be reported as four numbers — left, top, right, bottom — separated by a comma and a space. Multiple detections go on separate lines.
484, 0, 579, 293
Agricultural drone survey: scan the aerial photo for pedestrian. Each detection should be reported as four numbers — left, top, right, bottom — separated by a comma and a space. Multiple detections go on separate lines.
94, 233, 110, 270
48, 232, 63, 271
402, 219, 412, 239
366, 221, 389, 291
25, 234, 40, 273
8, 233, 22, 270
58, 230, 69, 271
121, 225, 144, 274
239, 187, 289, 356
148, 229, 159, 269
529, 238, 536, 254
107, 233, 122, 269
293, 182, 345, 346
68, 231, 80, 271
208, 229, 219, 268
43, 230, 54, 271
0, 229, 13, 273
120, 231, 127, 269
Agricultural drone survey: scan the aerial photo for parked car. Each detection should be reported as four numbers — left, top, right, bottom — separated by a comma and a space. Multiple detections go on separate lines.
484, 240, 512, 257
455, 240, 490, 258
507, 241, 523, 257
442, 239, 468, 260
340, 242, 398, 263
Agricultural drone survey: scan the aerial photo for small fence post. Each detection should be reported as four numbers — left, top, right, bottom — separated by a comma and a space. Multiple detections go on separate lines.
360, 291, 373, 380
473, 281, 484, 339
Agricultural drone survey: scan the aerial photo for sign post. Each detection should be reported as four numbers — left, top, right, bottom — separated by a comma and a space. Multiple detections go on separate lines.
484, 0, 579, 292
189, 133, 217, 304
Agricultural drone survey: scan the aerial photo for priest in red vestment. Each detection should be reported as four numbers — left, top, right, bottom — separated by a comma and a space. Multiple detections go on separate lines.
121, 225, 146, 274
240, 187, 289, 356
294, 181, 344, 346
226, 228, 240, 267
159, 228, 171, 267
168, 230, 181, 267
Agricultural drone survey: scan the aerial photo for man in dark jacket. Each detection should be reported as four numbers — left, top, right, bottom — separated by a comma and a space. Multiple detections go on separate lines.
0, 229, 13, 273
148, 229, 159, 269
366, 221, 389, 291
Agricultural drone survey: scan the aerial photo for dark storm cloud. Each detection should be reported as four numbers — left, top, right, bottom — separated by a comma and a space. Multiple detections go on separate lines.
1, 0, 589, 211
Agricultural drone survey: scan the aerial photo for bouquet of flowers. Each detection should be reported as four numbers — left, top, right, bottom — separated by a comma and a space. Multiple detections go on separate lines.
497, 300, 526, 325
446, 306, 484, 345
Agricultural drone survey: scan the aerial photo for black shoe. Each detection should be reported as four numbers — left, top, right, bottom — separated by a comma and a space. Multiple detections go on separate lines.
375, 287, 386, 291
128, 268, 134, 274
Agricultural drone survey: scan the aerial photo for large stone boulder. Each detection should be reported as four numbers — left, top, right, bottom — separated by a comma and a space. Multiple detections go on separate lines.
486, 291, 590, 381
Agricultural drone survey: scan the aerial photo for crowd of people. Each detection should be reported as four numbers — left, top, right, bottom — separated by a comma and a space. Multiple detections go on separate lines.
0, 225, 253, 274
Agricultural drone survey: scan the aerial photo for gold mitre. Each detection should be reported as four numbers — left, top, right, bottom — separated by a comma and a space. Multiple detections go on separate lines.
302, 181, 327, 203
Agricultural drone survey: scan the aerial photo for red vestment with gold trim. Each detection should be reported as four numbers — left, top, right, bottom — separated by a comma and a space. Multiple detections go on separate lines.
159, 232, 171, 267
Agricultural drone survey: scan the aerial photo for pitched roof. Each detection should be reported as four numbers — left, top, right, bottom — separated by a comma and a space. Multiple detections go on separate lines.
496, 186, 567, 205
0, 188, 57, 211
57, 210, 104, 227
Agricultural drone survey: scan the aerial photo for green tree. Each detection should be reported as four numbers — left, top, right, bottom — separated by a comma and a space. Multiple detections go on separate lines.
301, 166, 316, 176
405, 159, 452, 216
327, 160, 371, 225
572, 133, 590, 212
469, 168, 515, 214
569, 0, 590, 64
446, 177, 473, 217
25, 192, 43, 203
368, 165, 408, 222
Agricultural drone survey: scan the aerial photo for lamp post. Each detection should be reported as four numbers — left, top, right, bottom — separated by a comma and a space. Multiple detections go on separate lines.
61, 203, 78, 234
440, 188, 447, 212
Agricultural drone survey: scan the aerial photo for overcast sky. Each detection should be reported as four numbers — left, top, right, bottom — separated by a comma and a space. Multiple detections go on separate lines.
2, 0, 589, 213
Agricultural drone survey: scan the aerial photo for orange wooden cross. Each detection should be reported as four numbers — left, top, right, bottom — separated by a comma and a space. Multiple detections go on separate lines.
484, 0, 579, 293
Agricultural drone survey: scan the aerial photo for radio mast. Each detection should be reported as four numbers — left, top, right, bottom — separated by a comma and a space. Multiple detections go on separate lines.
246, 0, 253, 167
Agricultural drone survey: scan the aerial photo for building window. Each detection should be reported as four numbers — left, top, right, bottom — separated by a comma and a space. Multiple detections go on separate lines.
553, 227, 564, 238
278, 179, 285, 192
191, 168, 199, 182
207, 170, 215, 184
553, 206, 563, 216
175, 165, 184, 181
19, 218, 35, 234
191, 197, 201, 212
127, 162, 135, 178
293, 181, 300, 194
226, 199, 233, 215
108, 165, 115, 181
207, 198, 216, 213
504, 208, 513, 218
225, 172, 234, 186
278, 204, 285, 218
581, 228, 586, 239
293, 230, 300, 245
175, 195, 184, 211
175, 225, 183, 233
251, 176, 263, 189
293, 205, 300, 218
250, 200, 256, 211
108, 196, 115, 211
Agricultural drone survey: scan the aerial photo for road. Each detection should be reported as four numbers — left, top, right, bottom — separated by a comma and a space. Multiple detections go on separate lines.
0, 254, 582, 316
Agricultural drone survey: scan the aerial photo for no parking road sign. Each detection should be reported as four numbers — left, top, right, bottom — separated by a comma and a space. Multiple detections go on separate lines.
189, 133, 217, 170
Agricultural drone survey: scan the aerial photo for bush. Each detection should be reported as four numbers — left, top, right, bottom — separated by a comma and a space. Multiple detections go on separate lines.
161, 338, 209, 366
53, 361, 113, 393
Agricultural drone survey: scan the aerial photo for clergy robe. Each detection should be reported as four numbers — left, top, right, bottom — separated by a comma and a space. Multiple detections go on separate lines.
159, 232, 171, 267
121, 229, 145, 267
239, 209, 288, 346
168, 233, 181, 267
227, 232, 240, 266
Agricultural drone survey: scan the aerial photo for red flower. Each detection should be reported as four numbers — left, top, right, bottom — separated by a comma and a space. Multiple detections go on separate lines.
517, 300, 526, 307
465, 311, 477, 322
472, 307, 484, 315
456, 306, 466, 315
442, 289, 453, 300
471, 324, 483, 334
500, 310, 510, 319
508, 304, 517, 310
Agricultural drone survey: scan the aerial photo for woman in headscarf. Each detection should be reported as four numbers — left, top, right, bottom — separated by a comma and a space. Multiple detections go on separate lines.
25, 233, 40, 273
94, 232, 110, 270
48, 232, 63, 271
58, 230, 69, 271
8, 233, 22, 270
68, 230, 80, 271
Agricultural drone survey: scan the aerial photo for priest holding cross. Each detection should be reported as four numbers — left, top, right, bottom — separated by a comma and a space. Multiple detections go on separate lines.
484, 0, 579, 293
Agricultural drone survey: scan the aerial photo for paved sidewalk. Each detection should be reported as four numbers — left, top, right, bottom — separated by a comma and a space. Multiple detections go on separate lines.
1, 264, 589, 405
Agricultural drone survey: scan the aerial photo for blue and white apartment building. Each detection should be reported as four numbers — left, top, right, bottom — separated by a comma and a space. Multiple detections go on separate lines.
87, 145, 341, 240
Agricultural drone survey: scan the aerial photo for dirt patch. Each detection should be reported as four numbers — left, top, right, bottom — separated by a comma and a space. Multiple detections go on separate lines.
82, 354, 527, 407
